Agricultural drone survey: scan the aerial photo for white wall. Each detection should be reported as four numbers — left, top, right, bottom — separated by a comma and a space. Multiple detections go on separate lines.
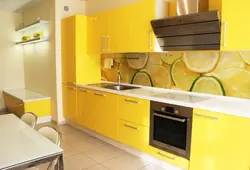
22, 0, 57, 119
85, 0, 143, 15
0, 11, 25, 110
55, 0, 86, 123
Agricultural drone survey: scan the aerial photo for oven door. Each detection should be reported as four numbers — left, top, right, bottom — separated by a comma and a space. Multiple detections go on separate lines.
150, 110, 192, 159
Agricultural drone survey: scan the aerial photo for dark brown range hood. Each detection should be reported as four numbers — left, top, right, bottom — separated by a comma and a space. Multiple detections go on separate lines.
151, 0, 221, 51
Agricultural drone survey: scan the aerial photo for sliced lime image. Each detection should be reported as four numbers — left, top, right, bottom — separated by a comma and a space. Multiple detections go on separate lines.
183, 52, 219, 73
146, 65, 171, 88
239, 52, 250, 65
171, 58, 200, 91
190, 76, 225, 96
131, 71, 153, 87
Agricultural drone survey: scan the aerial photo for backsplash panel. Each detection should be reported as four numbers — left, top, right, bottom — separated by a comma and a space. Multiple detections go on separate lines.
101, 52, 250, 99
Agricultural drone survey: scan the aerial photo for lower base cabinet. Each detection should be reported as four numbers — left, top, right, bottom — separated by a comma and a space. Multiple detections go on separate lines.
62, 84, 77, 122
118, 119, 149, 152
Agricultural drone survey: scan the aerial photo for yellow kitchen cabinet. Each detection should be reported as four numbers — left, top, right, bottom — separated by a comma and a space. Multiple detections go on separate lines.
93, 90, 118, 140
77, 88, 96, 130
189, 109, 250, 170
119, 95, 150, 127
118, 119, 149, 152
87, 12, 108, 54
148, 146, 189, 170
130, 0, 156, 52
220, 0, 250, 50
62, 84, 77, 122
61, 15, 100, 85
3, 91, 51, 118
106, 5, 131, 53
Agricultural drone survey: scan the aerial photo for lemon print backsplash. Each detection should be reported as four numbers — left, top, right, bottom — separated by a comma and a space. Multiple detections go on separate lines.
101, 52, 250, 99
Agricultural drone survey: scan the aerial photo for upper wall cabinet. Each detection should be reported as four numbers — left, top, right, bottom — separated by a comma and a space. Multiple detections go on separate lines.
87, 0, 168, 53
220, 0, 250, 51
62, 15, 101, 85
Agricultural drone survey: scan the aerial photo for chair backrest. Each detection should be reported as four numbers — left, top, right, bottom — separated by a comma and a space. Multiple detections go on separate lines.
21, 112, 37, 128
38, 126, 61, 145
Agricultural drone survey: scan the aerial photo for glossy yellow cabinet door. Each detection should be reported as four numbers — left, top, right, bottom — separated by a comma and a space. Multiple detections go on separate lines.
190, 109, 250, 170
221, 0, 250, 50
88, 12, 108, 54
119, 96, 150, 127
61, 16, 76, 85
106, 5, 131, 53
118, 119, 149, 152
92, 91, 118, 140
130, 0, 156, 52
77, 88, 95, 129
62, 85, 77, 122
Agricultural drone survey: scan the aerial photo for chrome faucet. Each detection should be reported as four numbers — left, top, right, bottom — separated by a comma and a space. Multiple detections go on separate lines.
117, 70, 121, 86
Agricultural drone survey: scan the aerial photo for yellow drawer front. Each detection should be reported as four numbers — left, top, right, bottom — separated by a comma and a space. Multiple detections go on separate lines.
119, 95, 150, 127
118, 119, 149, 152
24, 99, 51, 117
148, 146, 189, 170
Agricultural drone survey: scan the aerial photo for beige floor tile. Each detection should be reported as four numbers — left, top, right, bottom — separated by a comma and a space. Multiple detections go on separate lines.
102, 153, 150, 170
84, 145, 125, 163
61, 141, 80, 158
139, 164, 166, 170
84, 164, 109, 170
70, 137, 104, 152
64, 153, 97, 170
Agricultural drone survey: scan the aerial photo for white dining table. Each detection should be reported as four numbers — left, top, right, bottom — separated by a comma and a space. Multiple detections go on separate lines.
0, 114, 64, 170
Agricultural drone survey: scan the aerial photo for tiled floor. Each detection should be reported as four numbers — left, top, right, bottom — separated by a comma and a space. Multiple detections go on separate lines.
37, 124, 166, 170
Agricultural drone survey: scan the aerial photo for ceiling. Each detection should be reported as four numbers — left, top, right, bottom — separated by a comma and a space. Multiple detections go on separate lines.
0, 0, 41, 13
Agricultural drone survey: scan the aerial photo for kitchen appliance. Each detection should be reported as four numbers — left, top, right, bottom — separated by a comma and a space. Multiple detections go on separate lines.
150, 101, 193, 159
151, 0, 221, 51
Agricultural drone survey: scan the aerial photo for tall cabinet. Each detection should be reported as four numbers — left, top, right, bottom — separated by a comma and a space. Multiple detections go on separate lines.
61, 15, 101, 122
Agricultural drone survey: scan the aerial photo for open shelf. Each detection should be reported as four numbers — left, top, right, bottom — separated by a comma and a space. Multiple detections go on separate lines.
16, 37, 49, 45
16, 20, 48, 32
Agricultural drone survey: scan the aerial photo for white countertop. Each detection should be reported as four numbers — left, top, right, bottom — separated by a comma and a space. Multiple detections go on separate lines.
78, 82, 250, 119
0, 114, 63, 169
3, 88, 51, 102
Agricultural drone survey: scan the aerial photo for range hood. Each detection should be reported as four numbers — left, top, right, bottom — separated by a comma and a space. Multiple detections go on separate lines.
151, 0, 221, 51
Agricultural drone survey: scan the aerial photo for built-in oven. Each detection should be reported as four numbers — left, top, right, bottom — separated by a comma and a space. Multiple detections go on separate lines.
150, 101, 193, 159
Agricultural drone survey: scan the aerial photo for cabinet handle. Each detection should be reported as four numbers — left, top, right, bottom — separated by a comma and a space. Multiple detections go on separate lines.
68, 87, 76, 91
101, 36, 106, 52
125, 99, 139, 104
67, 81, 75, 85
223, 21, 228, 47
80, 90, 89, 93
124, 124, 139, 130
157, 152, 176, 160
148, 30, 153, 50
94, 93, 106, 97
195, 113, 220, 120
106, 36, 110, 52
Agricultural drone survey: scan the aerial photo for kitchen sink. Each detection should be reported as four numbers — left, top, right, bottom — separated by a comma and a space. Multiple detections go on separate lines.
104, 84, 140, 91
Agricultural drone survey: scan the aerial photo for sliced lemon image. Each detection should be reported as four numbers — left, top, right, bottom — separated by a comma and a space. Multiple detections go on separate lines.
131, 71, 153, 87
119, 62, 137, 83
212, 52, 245, 78
220, 68, 250, 98
127, 53, 148, 70
146, 65, 171, 88
171, 58, 200, 91
183, 52, 219, 73
161, 52, 183, 65
190, 76, 225, 96
239, 52, 250, 65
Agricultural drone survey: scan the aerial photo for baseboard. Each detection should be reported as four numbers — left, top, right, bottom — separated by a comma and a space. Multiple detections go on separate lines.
37, 116, 52, 124
66, 120, 183, 170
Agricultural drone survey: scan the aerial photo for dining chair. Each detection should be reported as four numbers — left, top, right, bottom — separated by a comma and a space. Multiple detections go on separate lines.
26, 126, 61, 170
21, 112, 37, 128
